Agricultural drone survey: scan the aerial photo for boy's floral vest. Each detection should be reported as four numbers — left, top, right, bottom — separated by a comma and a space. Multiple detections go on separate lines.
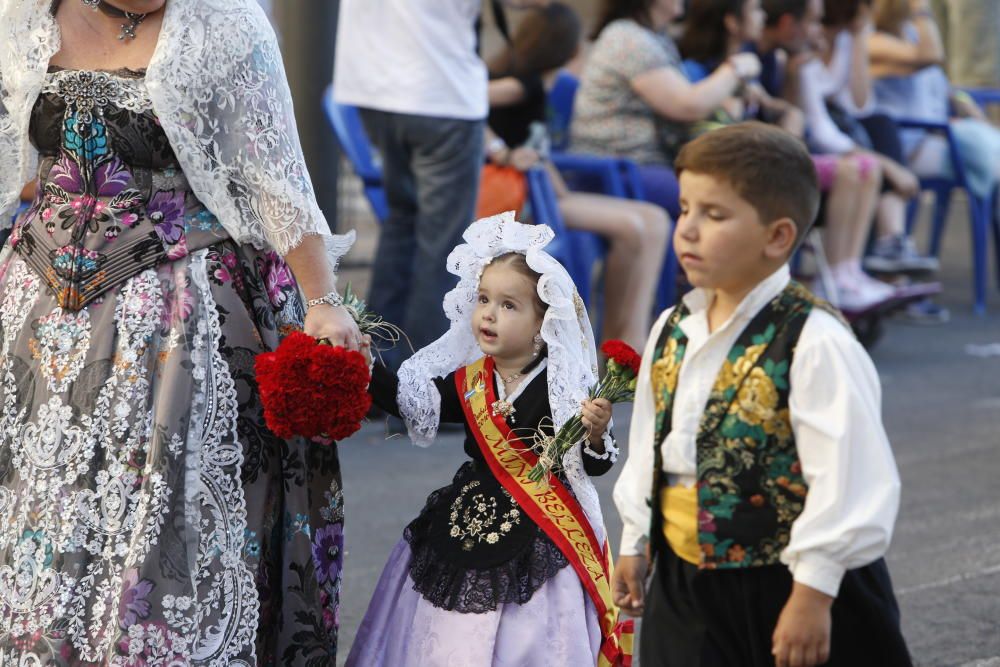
647, 282, 846, 569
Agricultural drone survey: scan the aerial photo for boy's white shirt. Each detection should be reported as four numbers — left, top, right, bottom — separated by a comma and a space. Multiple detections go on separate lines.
614, 265, 901, 598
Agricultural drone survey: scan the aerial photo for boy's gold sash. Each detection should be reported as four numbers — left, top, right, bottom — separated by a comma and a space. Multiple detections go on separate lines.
456, 356, 633, 667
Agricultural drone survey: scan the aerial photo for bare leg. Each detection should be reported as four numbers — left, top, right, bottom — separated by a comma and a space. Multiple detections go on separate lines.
557, 193, 671, 349
875, 192, 907, 240
822, 156, 881, 266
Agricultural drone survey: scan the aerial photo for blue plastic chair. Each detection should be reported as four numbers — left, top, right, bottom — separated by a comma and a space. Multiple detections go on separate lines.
322, 86, 389, 223
547, 70, 682, 310
962, 87, 1000, 109
547, 71, 645, 200
897, 117, 999, 314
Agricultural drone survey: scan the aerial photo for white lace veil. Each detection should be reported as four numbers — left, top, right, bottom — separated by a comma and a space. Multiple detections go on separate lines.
397, 211, 608, 543
0, 0, 354, 268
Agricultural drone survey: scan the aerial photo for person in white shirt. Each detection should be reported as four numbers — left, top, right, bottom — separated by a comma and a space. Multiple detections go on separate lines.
611, 123, 911, 667
333, 0, 548, 370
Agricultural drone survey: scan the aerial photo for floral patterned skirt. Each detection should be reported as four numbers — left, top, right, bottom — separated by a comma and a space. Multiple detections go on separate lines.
0, 241, 343, 665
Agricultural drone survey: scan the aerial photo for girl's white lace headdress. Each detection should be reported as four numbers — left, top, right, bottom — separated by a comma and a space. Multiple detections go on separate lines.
0, 0, 353, 269
397, 211, 609, 542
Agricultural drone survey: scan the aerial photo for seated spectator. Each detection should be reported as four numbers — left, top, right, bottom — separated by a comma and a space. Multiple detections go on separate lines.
681, 0, 898, 309
870, 0, 1000, 207
799, 0, 939, 274
487, 2, 671, 348
569, 0, 761, 216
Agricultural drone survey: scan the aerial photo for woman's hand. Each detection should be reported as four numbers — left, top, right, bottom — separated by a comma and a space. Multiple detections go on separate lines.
726, 53, 762, 82
508, 146, 542, 171
305, 304, 362, 351
360, 334, 373, 366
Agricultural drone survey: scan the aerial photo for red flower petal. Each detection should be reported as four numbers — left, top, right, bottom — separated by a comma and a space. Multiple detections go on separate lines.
254, 333, 372, 442
600, 339, 642, 375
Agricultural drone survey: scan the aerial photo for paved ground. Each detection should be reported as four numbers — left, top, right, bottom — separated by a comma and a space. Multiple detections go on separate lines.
333, 189, 1000, 666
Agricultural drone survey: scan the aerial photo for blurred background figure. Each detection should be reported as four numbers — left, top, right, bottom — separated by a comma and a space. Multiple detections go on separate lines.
334, 0, 549, 371
486, 2, 671, 348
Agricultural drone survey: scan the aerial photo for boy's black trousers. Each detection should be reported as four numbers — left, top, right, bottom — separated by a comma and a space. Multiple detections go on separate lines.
639, 547, 912, 667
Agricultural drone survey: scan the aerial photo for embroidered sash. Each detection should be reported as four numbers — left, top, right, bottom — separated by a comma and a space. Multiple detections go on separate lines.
456, 356, 634, 667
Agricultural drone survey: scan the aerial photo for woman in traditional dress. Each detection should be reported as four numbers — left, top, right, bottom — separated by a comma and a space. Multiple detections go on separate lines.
0, 0, 359, 663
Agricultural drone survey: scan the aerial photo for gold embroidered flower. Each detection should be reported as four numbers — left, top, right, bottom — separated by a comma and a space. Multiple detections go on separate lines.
732, 367, 779, 425
763, 408, 792, 439
651, 337, 682, 412
713, 343, 768, 392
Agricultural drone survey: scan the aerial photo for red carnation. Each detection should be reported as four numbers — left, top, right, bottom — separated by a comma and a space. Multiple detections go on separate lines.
601, 339, 641, 376
255, 331, 372, 442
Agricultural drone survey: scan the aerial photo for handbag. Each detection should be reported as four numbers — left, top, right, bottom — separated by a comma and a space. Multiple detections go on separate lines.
475, 164, 528, 219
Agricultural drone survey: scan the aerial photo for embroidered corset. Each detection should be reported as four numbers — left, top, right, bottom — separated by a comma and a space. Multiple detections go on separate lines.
10, 68, 228, 311
648, 283, 844, 569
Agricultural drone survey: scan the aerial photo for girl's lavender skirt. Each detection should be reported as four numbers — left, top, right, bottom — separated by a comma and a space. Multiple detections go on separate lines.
345, 539, 602, 666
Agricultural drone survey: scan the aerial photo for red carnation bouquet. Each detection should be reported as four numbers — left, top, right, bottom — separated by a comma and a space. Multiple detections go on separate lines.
255, 285, 401, 442
527, 340, 642, 483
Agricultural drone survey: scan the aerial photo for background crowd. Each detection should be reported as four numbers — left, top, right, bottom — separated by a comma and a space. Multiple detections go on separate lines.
333, 0, 1000, 357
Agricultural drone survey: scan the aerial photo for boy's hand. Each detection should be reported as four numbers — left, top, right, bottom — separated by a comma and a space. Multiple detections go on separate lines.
772, 582, 834, 667
581, 397, 612, 446
612, 554, 648, 617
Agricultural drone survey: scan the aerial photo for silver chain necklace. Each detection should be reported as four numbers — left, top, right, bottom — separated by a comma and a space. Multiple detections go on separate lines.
81, 0, 148, 41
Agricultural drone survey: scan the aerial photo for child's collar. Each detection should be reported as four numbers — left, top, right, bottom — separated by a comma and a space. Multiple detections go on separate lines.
681, 265, 791, 326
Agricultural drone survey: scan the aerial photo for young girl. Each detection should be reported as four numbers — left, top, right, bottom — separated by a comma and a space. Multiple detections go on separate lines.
486, 2, 670, 349
346, 212, 632, 666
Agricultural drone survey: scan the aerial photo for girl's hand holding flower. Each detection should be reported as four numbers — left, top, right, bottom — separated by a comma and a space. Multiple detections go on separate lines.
581, 398, 612, 449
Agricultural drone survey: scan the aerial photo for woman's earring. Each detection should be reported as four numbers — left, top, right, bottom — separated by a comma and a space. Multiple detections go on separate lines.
532, 333, 542, 358
81, 0, 101, 7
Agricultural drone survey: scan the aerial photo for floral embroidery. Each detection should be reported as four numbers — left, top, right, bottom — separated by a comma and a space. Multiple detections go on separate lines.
311, 523, 343, 586
118, 570, 154, 629
255, 251, 295, 309
29, 307, 92, 394
448, 481, 522, 551
64, 115, 108, 160
147, 190, 185, 246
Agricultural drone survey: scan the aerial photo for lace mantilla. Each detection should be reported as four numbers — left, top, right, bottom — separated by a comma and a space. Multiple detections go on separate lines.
0, 0, 354, 269
396, 211, 609, 546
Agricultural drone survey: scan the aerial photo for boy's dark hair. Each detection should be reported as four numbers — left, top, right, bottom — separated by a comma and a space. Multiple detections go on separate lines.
592, 0, 655, 39
489, 3, 582, 78
679, 0, 747, 64
675, 123, 820, 245
761, 0, 808, 27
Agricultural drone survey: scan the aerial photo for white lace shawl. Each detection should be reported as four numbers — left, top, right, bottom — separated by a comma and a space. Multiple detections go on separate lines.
0, 0, 354, 267
396, 211, 610, 545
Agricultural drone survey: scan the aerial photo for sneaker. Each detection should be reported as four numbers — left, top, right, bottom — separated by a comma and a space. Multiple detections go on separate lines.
893, 298, 951, 325
835, 275, 897, 312
864, 236, 940, 274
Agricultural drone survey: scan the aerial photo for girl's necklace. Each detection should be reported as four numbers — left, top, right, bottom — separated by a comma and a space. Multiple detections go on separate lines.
500, 369, 522, 385
83, 0, 148, 41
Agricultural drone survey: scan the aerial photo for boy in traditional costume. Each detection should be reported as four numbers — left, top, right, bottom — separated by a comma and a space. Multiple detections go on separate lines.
347, 213, 632, 667
613, 123, 912, 667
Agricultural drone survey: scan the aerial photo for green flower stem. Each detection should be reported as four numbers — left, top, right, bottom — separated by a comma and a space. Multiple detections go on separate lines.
527, 366, 638, 483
